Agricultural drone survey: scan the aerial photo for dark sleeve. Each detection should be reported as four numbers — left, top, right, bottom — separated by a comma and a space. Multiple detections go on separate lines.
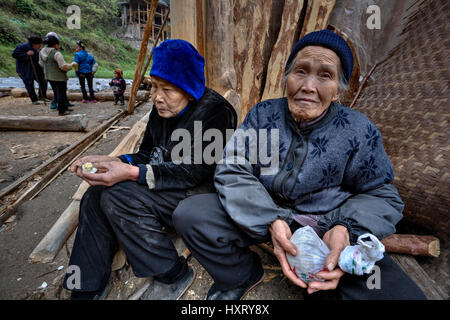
121, 79, 126, 90
318, 121, 403, 243
12, 44, 29, 61
150, 106, 235, 191
214, 104, 293, 240
118, 118, 154, 166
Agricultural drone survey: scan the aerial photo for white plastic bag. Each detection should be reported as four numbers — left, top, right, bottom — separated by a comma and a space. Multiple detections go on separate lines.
286, 226, 385, 282
286, 226, 330, 283
338, 233, 385, 275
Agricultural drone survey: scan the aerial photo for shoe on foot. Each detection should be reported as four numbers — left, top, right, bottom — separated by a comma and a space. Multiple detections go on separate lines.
66, 102, 75, 107
90, 99, 97, 103
50, 101, 58, 110
58, 111, 71, 116
139, 266, 196, 300
66, 108, 74, 112
82, 99, 88, 103
32, 101, 40, 105
205, 264, 264, 300
70, 279, 112, 300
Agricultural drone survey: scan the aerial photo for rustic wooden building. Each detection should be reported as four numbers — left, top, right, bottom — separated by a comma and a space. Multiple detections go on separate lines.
119, 0, 170, 44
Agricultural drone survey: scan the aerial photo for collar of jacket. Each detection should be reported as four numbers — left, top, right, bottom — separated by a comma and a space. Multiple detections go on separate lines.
285, 100, 339, 136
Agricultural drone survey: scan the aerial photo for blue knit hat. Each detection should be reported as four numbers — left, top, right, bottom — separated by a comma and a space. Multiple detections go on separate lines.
150, 39, 205, 101
286, 29, 354, 82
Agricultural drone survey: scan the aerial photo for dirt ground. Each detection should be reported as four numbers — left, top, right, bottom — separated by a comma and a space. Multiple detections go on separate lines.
0, 94, 447, 300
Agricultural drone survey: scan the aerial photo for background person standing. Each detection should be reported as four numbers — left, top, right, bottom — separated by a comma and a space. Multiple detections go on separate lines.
12, 35, 47, 105
39, 35, 76, 116
74, 40, 98, 103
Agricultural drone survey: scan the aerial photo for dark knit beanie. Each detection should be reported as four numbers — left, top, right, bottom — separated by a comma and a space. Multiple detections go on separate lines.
286, 29, 354, 82
44, 35, 59, 47
150, 39, 205, 101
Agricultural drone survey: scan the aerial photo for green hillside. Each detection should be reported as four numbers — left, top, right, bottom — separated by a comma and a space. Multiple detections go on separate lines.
0, 0, 140, 79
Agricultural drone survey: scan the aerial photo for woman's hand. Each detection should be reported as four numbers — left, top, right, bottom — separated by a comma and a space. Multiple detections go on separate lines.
71, 155, 121, 174
76, 161, 139, 187
269, 219, 308, 289
306, 225, 349, 294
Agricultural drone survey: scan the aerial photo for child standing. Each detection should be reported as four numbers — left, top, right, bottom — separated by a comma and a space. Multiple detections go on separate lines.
109, 68, 126, 105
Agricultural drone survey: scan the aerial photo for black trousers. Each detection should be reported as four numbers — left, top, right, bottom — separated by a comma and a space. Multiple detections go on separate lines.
78, 73, 95, 101
22, 72, 47, 102
173, 193, 427, 300
63, 181, 187, 292
114, 93, 125, 105
49, 80, 68, 114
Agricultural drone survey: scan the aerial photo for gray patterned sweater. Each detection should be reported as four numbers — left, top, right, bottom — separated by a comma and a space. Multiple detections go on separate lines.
214, 98, 404, 244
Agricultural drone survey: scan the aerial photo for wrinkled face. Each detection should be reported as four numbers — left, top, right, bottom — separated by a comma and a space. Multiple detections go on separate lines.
150, 76, 191, 118
286, 46, 340, 122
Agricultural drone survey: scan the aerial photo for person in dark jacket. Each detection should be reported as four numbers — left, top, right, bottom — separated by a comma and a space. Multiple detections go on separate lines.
12, 35, 47, 104
74, 40, 98, 103
172, 30, 426, 300
109, 68, 126, 105
62, 39, 237, 300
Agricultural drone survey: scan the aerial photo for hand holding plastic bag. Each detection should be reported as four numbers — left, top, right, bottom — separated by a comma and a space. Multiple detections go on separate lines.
286, 226, 385, 282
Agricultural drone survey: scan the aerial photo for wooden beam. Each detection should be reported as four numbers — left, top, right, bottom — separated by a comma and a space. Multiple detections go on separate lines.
127, 0, 158, 114
382, 234, 440, 258
391, 254, 446, 300
0, 114, 88, 132
138, 8, 170, 88
299, 0, 336, 38
234, 0, 284, 121
29, 111, 150, 263
262, 0, 305, 101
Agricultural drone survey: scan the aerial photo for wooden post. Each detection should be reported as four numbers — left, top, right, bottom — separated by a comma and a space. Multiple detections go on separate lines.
204, 0, 241, 119
262, 0, 305, 101
138, 8, 170, 87
138, 4, 141, 39
127, 0, 158, 114
299, 0, 336, 38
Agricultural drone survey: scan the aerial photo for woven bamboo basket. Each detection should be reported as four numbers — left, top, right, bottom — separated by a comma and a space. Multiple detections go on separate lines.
352, 0, 449, 243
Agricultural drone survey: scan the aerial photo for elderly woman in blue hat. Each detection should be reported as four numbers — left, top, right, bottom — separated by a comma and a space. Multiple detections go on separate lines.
173, 30, 426, 300
63, 39, 237, 300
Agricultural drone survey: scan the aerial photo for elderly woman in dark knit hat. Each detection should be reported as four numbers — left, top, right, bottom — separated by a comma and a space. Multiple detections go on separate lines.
63, 39, 237, 300
173, 30, 426, 300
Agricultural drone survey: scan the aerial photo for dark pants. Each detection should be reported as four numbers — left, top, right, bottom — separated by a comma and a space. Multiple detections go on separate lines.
173, 193, 427, 300
63, 181, 188, 293
114, 93, 125, 105
22, 72, 47, 102
78, 73, 95, 101
49, 80, 68, 114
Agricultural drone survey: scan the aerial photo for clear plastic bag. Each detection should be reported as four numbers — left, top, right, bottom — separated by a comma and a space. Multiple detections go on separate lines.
338, 233, 385, 275
286, 226, 330, 283
286, 226, 385, 282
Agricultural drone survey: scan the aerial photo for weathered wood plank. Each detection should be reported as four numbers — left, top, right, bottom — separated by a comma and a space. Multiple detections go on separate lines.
0, 114, 88, 132
299, 0, 336, 38
262, 0, 305, 101
391, 254, 447, 300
